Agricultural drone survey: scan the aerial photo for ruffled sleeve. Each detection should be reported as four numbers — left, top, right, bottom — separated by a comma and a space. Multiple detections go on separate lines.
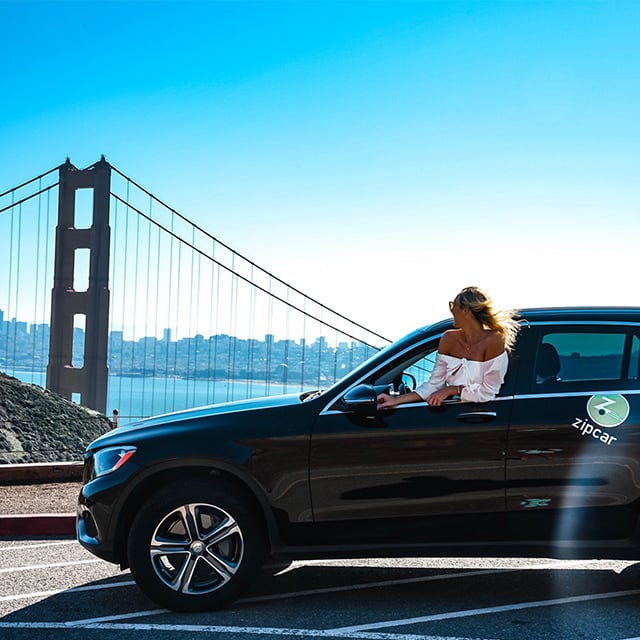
459, 351, 508, 403
414, 353, 448, 401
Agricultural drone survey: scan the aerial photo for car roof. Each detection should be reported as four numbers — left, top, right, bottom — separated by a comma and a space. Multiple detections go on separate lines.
408, 307, 640, 346
517, 306, 640, 323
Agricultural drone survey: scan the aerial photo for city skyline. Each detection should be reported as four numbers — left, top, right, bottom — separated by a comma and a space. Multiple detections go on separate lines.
0, 307, 381, 388
0, 307, 378, 349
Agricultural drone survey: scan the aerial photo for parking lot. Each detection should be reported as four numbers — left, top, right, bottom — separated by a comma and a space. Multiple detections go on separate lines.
2, 538, 640, 640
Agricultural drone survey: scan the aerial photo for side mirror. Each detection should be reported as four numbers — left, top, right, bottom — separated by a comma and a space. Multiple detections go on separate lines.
342, 384, 378, 414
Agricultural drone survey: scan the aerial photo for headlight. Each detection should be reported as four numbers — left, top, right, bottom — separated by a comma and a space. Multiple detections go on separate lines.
93, 446, 137, 477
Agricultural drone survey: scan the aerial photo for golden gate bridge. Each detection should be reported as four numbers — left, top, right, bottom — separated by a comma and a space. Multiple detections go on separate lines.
0, 157, 390, 424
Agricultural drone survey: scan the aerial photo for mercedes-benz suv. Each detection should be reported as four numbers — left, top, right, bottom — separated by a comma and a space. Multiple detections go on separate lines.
77, 307, 640, 611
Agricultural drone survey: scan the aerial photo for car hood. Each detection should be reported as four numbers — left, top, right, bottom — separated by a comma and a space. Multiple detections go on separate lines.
142, 392, 307, 423
87, 392, 314, 451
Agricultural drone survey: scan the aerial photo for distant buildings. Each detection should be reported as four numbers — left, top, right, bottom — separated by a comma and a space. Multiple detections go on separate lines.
0, 309, 380, 386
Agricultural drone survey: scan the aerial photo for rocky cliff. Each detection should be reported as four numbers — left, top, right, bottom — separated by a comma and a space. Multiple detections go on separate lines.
0, 372, 112, 464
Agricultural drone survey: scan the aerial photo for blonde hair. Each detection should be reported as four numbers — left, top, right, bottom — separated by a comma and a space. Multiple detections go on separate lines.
457, 286, 520, 350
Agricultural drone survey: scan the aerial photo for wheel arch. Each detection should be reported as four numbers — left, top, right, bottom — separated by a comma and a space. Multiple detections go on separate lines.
113, 460, 280, 568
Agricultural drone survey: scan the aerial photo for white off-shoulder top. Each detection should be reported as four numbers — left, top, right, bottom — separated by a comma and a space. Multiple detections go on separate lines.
414, 351, 509, 403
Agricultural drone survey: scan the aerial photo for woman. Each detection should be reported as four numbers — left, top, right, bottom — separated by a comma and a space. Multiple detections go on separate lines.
377, 286, 519, 408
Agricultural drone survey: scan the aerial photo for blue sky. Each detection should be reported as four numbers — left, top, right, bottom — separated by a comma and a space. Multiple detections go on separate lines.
1, 0, 639, 339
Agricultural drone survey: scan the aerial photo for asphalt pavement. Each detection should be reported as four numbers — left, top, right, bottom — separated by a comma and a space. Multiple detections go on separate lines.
2, 541, 640, 640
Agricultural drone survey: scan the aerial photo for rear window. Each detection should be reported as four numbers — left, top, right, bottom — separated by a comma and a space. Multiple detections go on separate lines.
540, 332, 625, 383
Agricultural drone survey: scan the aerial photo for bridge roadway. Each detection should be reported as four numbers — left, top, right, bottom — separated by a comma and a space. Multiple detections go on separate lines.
1, 539, 640, 640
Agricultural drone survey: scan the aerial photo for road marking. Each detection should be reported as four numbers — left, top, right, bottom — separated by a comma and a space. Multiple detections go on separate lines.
0, 621, 499, 640
0, 561, 580, 606
69, 609, 168, 625
0, 580, 137, 602
1, 575, 638, 638
0, 568, 495, 605
240, 559, 598, 604
241, 568, 506, 604
0, 554, 630, 640
326, 588, 640, 633
0, 558, 601, 606
0, 558, 101, 573
0, 540, 77, 552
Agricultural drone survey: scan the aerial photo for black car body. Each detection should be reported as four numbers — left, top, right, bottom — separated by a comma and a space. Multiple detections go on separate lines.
77, 307, 640, 610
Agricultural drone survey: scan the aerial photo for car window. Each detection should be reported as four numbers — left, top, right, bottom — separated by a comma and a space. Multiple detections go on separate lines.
535, 330, 637, 392
368, 341, 439, 393
404, 350, 439, 388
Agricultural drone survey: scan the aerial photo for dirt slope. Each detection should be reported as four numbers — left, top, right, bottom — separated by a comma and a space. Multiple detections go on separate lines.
0, 372, 112, 464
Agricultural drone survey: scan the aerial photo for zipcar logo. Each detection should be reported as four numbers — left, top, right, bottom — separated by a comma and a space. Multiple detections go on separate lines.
571, 394, 630, 447
586, 394, 630, 428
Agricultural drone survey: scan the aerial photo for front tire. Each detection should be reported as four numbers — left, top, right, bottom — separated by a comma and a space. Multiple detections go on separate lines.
127, 478, 265, 611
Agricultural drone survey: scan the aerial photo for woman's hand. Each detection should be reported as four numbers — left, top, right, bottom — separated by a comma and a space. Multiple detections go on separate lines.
426, 386, 459, 407
376, 392, 399, 410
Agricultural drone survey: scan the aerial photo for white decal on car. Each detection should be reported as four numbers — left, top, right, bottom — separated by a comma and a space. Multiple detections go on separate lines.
586, 394, 630, 428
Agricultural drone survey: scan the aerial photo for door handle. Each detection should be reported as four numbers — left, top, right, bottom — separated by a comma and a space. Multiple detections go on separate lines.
457, 411, 497, 423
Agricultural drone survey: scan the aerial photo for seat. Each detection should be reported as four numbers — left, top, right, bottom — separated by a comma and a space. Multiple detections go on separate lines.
536, 342, 561, 384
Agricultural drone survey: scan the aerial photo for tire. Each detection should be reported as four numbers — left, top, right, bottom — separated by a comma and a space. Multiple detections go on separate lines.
127, 478, 265, 612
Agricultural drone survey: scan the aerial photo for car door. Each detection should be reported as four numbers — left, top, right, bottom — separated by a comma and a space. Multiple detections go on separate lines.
505, 323, 640, 541
309, 335, 516, 545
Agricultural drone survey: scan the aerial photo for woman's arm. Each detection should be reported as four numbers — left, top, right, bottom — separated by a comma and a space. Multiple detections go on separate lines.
378, 335, 452, 409
376, 390, 422, 409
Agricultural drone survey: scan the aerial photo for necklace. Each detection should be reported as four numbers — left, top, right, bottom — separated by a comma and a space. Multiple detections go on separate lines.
460, 332, 484, 351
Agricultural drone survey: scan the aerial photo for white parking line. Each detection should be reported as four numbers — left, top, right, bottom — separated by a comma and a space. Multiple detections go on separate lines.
1, 556, 635, 640
0, 540, 77, 552
240, 559, 599, 605
68, 609, 168, 625
0, 580, 137, 603
82, 625, 497, 640
4, 586, 637, 637
326, 588, 640, 633
2, 584, 637, 639
0, 568, 497, 606
240, 568, 505, 604
0, 558, 605, 607
0, 621, 498, 640
38, 589, 640, 638
0, 558, 101, 573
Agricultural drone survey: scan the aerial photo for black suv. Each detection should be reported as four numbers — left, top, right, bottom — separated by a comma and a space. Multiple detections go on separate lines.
77, 307, 640, 611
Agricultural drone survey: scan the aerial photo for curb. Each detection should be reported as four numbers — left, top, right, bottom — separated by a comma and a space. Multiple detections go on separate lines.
0, 513, 76, 537
0, 462, 83, 484
0, 463, 81, 538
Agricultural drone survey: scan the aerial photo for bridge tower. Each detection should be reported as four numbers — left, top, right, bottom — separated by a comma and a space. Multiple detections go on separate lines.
46, 158, 111, 413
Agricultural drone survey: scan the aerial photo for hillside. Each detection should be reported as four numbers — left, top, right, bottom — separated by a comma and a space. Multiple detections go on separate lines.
0, 372, 112, 464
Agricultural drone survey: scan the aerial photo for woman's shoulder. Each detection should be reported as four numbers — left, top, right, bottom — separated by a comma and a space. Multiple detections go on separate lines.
439, 329, 461, 348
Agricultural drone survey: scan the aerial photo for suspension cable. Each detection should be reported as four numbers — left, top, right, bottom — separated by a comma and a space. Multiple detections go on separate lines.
0, 165, 60, 199
0, 182, 59, 216
109, 192, 387, 349
110, 165, 390, 345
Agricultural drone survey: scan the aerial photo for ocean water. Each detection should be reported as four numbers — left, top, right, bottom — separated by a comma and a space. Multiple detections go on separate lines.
8, 369, 311, 426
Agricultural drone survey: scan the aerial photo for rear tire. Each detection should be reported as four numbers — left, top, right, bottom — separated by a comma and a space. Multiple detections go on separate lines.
127, 478, 265, 611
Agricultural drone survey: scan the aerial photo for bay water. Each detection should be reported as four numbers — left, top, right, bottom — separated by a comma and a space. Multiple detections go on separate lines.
8, 369, 310, 426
